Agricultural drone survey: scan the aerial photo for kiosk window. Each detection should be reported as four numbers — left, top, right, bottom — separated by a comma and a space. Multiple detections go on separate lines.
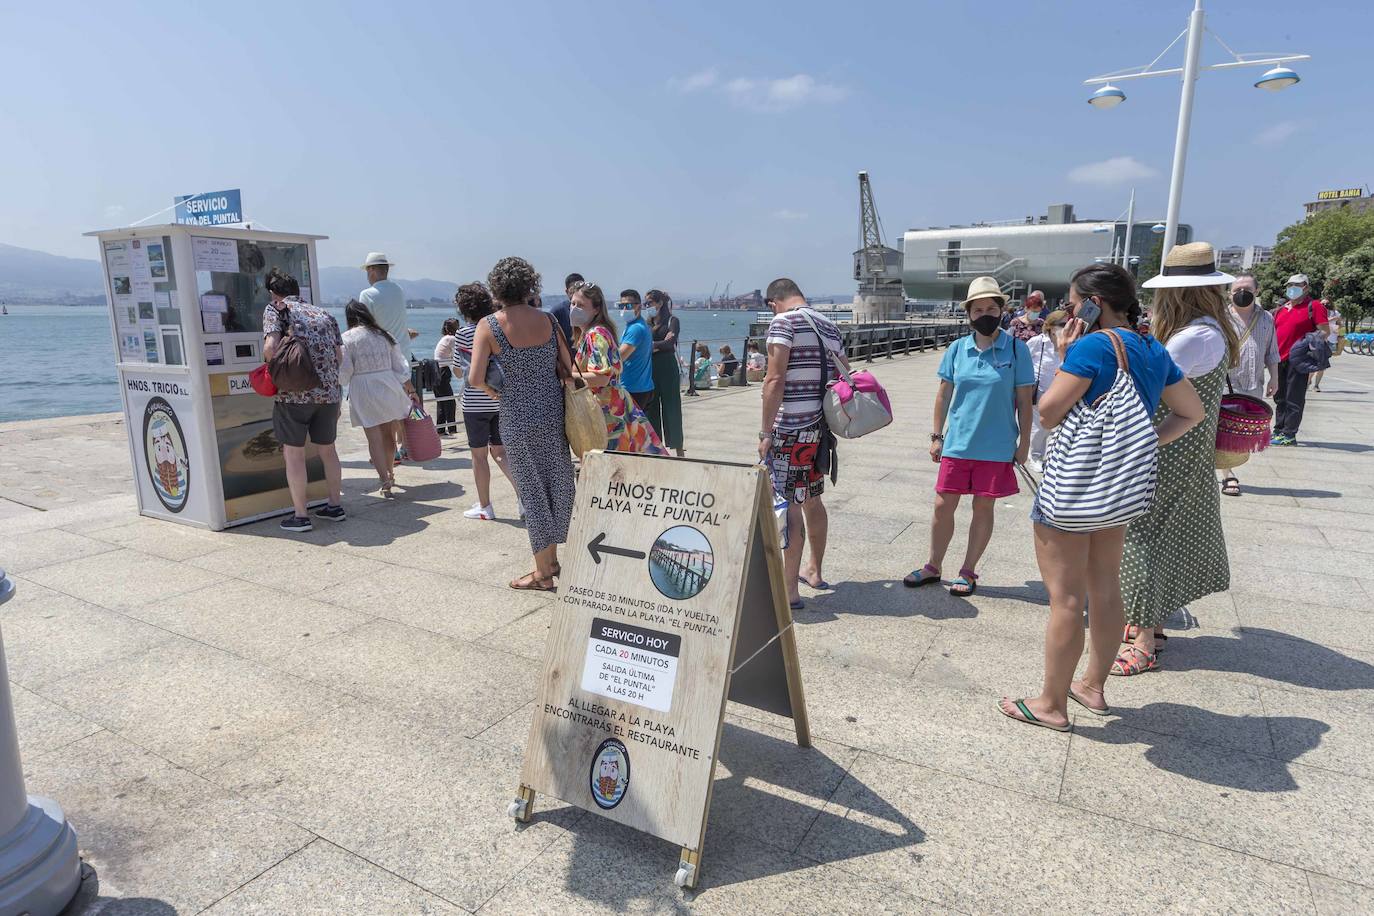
193, 239, 311, 334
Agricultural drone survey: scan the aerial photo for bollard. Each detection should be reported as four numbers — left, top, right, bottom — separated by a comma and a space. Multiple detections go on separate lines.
0, 569, 81, 916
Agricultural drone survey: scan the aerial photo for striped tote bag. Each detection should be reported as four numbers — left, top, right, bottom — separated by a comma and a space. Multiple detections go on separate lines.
1035, 329, 1158, 532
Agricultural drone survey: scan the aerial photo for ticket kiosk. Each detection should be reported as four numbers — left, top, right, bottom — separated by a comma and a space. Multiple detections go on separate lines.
86, 224, 331, 529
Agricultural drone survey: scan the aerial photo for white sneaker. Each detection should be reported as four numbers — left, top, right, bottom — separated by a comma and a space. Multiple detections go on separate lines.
464, 502, 494, 520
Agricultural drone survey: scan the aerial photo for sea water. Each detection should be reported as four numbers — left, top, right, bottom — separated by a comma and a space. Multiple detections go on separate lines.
0, 304, 762, 423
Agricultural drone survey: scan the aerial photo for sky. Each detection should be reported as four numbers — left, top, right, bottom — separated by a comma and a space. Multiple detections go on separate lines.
1, 0, 1369, 296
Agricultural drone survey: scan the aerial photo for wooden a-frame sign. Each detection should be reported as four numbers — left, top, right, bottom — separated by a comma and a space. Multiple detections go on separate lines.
510, 451, 809, 890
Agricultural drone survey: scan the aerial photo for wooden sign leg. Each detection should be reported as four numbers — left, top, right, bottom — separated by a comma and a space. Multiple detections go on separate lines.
675, 846, 701, 889
506, 784, 536, 824
755, 478, 812, 749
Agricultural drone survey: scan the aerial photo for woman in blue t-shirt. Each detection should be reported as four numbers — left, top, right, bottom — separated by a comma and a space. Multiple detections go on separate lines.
999, 264, 1204, 733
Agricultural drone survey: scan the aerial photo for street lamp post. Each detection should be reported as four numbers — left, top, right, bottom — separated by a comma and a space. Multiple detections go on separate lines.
1084, 0, 1310, 255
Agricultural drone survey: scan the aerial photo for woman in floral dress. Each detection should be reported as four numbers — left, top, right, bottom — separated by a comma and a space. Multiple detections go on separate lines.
569, 281, 668, 455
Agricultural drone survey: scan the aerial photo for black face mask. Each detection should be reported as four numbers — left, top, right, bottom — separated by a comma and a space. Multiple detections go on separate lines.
1231, 289, 1255, 308
970, 314, 1001, 336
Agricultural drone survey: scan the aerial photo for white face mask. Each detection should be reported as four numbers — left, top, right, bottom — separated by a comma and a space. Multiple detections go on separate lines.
570, 304, 592, 327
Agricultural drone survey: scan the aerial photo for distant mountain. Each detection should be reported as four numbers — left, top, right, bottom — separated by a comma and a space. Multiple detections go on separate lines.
318, 266, 458, 304
0, 243, 104, 299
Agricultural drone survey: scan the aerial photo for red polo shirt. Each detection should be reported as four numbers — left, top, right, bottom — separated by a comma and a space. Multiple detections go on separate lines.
1274, 297, 1328, 361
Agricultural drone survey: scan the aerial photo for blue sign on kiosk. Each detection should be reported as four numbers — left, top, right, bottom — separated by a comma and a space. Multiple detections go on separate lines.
174, 189, 243, 226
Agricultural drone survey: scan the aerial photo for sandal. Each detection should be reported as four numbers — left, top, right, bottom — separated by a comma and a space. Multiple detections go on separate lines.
902, 564, 941, 588
949, 568, 978, 597
1068, 682, 1110, 716
1121, 625, 1166, 654
1109, 644, 1158, 677
998, 697, 1070, 733
509, 571, 557, 592
799, 574, 833, 590
1221, 476, 1242, 497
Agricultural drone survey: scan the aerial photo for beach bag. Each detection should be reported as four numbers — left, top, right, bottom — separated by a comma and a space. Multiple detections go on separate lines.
402, 406, 443, 462
249, 363, 277, 397
799, 310, 893, 439
1215, 383, 1273, 470
1036, 329, 1158, 532
547, 314, 607, 458
268, 306, 321, 393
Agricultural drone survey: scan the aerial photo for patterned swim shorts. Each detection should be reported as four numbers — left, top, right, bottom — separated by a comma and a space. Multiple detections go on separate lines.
768, 420, 826, 504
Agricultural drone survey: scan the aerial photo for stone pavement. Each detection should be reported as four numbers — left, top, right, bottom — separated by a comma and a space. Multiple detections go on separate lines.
3, 347, 1373, 915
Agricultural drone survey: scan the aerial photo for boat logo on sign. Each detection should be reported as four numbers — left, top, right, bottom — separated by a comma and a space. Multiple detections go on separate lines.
142, 397, 189, 513
589, 738, 630, 809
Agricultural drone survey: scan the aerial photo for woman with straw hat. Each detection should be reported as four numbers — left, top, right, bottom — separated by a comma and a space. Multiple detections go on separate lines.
1113, 242, 1239, 676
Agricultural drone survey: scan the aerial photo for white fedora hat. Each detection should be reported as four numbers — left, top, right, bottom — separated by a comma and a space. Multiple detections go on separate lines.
960, 275, 1009, 308
360, 251, 392, 269
1142, 242, 1235, 288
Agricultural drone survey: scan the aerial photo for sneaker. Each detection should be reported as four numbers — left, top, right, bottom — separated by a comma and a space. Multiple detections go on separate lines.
313, 504, 346, 522
464, 502, 494, 520
279, 515, 313, 532
1270, 434, 1291, 446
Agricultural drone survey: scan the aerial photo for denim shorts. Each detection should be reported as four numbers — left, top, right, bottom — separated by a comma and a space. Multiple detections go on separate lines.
1028, 496, 1067, 532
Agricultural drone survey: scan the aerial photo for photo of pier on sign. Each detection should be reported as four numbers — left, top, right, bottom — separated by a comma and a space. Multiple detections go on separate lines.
648, 525, 714, 601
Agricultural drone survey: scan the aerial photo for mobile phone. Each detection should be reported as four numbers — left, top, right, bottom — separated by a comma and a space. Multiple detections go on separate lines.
1076, 299, 1102, 330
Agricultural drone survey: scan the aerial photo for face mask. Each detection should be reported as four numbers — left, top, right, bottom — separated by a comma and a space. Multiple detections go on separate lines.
1286, 286, 1304, 300
570, 305, 592, 328
1232, 289, 1255, 308
971, 314, 1001, 336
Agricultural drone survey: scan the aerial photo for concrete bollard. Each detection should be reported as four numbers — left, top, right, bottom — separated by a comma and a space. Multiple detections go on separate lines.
0, 569, 81, 916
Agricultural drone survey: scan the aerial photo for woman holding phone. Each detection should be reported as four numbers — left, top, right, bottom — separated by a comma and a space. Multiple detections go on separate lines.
999, 263, 1203, 732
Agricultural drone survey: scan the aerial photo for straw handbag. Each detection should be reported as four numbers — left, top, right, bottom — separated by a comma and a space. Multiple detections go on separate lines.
549, 317, 607, 458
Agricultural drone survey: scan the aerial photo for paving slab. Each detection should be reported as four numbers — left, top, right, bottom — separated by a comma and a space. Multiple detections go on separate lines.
1308, 874, 1374, 916
38, 637, 349, 771
22, 547, 226, 612
202, 838, 464, 915
210, 702, 581, 912
799, 751, 1313, 915
8, 681, 102, 761
77, 516, 234, 562
22, 730, 313, 915
0, 526, 119, 573
1062, 719, 1374, 885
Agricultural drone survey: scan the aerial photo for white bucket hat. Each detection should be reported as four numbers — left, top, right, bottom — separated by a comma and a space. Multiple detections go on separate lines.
1142, 242, 1235, 289
360, 252, 392, 269
959, 275, 1009, 308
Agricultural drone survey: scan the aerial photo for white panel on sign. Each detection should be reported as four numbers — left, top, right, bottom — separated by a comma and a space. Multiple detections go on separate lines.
191, 236, 240, 273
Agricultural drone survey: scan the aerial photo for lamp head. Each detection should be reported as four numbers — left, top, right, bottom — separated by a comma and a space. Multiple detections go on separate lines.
1151, 223, 1167, 234
1088, 84, 1127, 109
1255, 66, 1300, 92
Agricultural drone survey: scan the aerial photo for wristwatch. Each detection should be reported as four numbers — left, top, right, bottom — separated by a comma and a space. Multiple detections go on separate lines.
930, 434, 945, 442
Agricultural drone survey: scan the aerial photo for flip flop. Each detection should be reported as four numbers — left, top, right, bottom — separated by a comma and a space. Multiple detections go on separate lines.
799, 575, 833, 590
1068, 683, 1111, 716
998, 698, 1070, 733
902, 565, 941, 588
789, 599, 805, 611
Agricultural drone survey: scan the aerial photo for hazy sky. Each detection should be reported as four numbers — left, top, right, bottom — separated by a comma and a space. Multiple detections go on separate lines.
1, 0, 1367, 295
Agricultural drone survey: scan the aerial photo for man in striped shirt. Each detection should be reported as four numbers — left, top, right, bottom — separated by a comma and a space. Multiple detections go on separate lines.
758, 277, 848, 609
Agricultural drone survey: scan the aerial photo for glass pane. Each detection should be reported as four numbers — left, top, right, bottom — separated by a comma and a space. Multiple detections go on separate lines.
193, 239, 310, 334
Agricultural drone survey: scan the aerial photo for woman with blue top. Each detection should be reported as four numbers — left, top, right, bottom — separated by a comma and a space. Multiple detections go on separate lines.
999, 263, 1204, 733
903, 276, 1034, 597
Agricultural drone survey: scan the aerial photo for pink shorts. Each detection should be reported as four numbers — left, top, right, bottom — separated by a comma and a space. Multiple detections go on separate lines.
936, 457, 1019, 499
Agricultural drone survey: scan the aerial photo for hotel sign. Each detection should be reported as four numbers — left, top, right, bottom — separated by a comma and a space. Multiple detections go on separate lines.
1316, 188, 1364, 201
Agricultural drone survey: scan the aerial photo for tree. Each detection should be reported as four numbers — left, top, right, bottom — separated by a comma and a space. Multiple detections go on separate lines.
1136, 237, 1164, 305
1325, 241, 1374, 329
1254, 206, 1374, 306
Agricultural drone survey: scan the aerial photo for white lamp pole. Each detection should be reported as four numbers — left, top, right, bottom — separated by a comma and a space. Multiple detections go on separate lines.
1162, 0, 1205, 254
1123, 188, 1136, 267
1084, 0, 1309, 257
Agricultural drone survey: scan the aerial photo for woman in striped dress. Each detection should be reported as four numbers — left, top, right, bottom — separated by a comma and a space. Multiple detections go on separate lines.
452, 283, 517, 520
1114, 242, 1239, 676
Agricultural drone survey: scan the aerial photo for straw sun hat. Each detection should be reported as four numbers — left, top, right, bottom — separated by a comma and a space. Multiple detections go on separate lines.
1142, 241, 1235, 289
960, 275, 1009, 308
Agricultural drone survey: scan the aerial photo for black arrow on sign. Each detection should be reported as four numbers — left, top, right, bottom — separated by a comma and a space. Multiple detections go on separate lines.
587, 532, 647, 565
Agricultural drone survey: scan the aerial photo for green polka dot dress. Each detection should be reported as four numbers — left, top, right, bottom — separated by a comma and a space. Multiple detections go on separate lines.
1122, 361, 1230, 627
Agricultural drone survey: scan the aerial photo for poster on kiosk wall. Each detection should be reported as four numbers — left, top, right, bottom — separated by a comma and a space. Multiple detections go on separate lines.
122, 370, 213, 526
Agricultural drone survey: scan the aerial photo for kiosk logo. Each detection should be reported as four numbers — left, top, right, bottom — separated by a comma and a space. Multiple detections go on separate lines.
142, 397, 189, 513
589, 739, 630, 809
